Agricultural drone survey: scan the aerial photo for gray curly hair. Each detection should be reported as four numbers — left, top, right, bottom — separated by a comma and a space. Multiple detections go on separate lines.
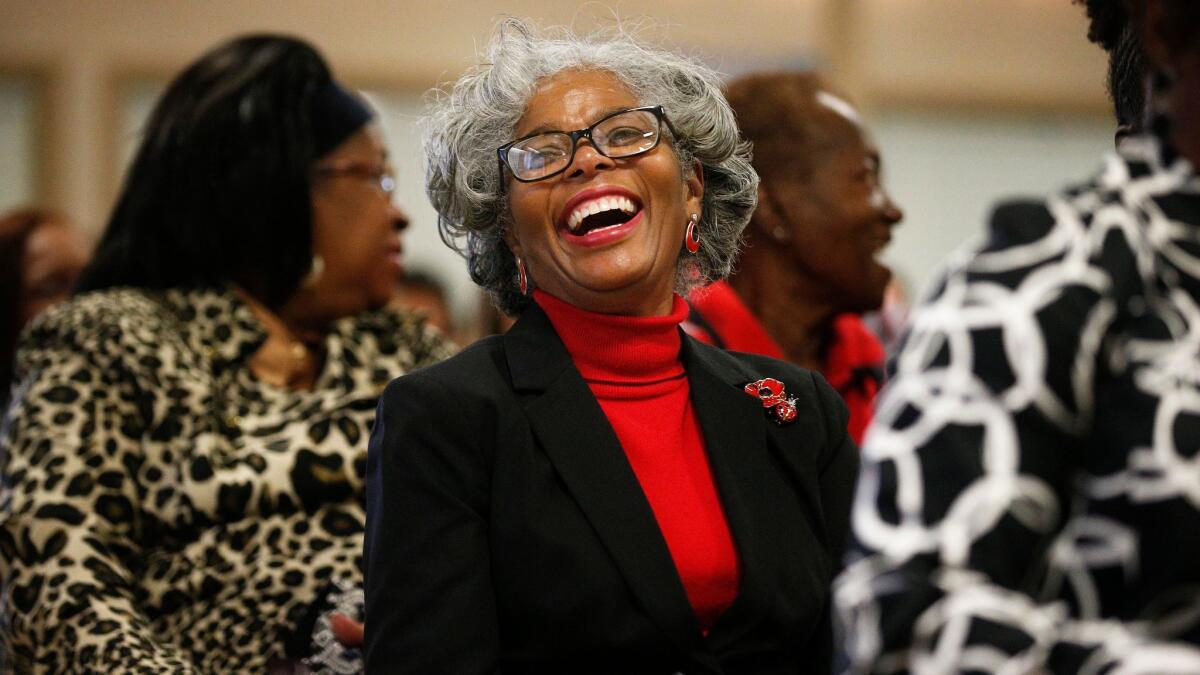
423, 18, 758, 316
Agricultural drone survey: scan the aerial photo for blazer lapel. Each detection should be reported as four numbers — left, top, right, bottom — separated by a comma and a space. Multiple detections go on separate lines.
680, 335, 783, 648
502, 306, 716, 666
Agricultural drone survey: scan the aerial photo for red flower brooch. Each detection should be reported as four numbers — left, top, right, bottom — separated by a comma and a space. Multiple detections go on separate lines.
744, 377, 798, 425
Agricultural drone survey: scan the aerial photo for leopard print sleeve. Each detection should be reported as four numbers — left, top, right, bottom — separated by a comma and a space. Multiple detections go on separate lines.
0, 303, 200, 673
406, 313, 459, 370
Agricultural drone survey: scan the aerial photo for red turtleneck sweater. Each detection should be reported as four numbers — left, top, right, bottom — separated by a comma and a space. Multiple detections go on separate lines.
534, 289, 740, 633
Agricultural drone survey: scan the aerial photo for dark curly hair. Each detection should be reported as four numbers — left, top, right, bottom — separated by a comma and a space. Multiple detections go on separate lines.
1077, 1, 1200, 131
1079, 1, 1200, 53
1077, 0, 1128, 51
1076, 0, 1146, 130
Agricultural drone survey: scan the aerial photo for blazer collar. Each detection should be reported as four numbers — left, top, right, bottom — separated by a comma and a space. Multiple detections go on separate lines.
502, 303, 576, 392
502, 304, 787, 665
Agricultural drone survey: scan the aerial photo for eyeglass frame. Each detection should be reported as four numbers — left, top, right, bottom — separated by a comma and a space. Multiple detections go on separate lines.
496, 105, 678, 183
312, 160, 397, 195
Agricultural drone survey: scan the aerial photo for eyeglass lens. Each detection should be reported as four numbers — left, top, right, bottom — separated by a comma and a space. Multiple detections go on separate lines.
506, 109, 661, 181
315, 162, 395, 195
379, 170, 396, 194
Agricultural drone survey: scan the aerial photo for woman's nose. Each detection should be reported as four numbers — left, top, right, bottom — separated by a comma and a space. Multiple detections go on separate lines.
883, 195, 903, 226
390, 202, 410, 232
878, 187, 903, 226
566, 141, 615, 179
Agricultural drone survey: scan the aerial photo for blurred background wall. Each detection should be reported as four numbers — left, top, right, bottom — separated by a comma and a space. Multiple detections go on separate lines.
0, 0, 1111, 325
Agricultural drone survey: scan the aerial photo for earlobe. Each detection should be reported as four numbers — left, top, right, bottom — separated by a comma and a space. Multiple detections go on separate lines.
505, 231, 530, 295
504, 228, 523, 259
753, 184, 789, 243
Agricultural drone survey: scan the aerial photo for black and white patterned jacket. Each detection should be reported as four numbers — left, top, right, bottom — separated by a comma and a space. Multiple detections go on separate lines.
835, 133, 1200, 673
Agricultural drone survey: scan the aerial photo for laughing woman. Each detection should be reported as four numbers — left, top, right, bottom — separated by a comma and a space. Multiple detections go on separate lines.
363, 20, 858, 674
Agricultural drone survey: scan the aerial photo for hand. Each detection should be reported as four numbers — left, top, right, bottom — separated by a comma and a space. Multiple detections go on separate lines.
329, 612, 364, 647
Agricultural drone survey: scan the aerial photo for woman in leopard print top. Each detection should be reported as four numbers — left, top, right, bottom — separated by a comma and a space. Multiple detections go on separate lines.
0, 35, 452, 672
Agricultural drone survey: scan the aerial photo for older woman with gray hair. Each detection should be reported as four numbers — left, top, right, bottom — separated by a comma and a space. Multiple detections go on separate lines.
364, 18, 858, 674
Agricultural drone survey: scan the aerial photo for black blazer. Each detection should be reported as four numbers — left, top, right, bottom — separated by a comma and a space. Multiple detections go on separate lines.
364, 303, 858, 675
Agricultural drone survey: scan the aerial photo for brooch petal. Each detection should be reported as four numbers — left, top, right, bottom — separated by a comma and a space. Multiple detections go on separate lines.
744, 377, 786, 407
743, 377, 798, 426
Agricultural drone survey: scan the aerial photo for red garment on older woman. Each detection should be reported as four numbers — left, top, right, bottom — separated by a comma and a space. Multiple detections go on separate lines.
684, 280, 883, 444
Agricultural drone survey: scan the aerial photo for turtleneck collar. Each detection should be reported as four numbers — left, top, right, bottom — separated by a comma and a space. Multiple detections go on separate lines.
533, 289, 689, 384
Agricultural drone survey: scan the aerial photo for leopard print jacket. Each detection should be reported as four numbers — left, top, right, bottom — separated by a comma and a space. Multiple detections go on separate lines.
0, 286, 454, 672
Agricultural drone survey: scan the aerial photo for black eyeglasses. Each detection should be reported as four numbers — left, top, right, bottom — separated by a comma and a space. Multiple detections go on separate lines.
497, 105, 675, 183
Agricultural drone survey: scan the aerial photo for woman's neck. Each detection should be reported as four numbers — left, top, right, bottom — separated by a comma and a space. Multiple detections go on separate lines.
533, 289, 687, 383
235, 287, 325, 390
534, 277, 678, 318
728, 245, 835, 371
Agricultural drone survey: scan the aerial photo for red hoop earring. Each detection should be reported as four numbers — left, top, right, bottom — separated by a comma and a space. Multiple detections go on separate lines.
684, 213, 701, 254
516, 256, 529, 295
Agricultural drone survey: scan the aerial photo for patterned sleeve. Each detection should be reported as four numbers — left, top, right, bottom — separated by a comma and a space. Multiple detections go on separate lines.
412, 320, 459, 369
0, 312, 199, 672
369, 306, 458, 372
834, 199, 1200, 674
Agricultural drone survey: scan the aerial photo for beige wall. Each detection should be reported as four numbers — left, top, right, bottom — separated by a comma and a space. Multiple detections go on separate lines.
0, 0, 1107, 233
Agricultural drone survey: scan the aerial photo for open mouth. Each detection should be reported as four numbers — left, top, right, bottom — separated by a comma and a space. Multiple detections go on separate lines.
563, 194, 641, 235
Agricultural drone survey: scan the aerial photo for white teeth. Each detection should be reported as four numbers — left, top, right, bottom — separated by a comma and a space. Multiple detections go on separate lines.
566, 196, 638, 232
